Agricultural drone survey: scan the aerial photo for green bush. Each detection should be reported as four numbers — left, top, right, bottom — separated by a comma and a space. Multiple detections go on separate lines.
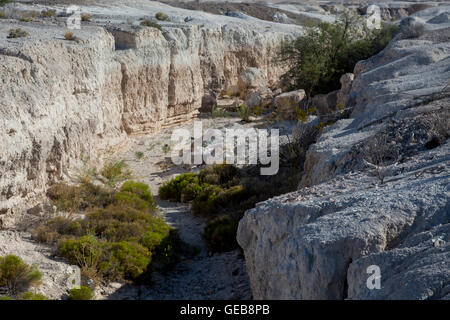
203, 218, 239, 252
237, 104, 251, 122
120, 181, 156, 210
40, 9, 56, 18
191, 184, 222, 216
7, 28, 28, 39
68, 286, 93, 300
105, 242, 150, 279
277, 12, 398, 96
39, 175, 181, 283
0, 0, 11, 7
100, 160, 133, 189
140, 19, 162, 31
151, 230, 183, 271
159, 173, 199, 201
114, 192, 151, 211
20, 292, 49, 300
0, 255, 42, 295
0, 296, 13, 300
59, 235, 153, 282
57, 202, 174, 281
180, 182, 203, 202
59, 235, 106, 279
199, 164, 239, 186
135, 151, 144, 160
34, 216, 85, 243
155, 12, 170, 21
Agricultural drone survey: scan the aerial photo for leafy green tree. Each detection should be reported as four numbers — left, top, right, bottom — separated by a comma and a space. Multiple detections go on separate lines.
277, 11, 398, 97
0, 255, 42, 295
0, 0, 11, 7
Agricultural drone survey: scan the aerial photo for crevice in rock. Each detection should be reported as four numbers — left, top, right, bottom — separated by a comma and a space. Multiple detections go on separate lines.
342, 258, 352, 300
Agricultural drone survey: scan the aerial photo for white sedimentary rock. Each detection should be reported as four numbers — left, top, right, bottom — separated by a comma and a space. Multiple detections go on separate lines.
237, 7, 450, 300
0, 0, 301, 226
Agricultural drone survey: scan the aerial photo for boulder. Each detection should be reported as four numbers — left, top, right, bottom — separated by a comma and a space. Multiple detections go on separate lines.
216, 98, 243, 112
274, 89, 306, 118
238, 67, 268, 99
244, 87, 273, 108
199, 91, 217, 113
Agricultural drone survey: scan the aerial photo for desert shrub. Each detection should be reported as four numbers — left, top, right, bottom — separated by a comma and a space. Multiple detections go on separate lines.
59, 235, 106, 280
81, 13, 91, 22
214, 185, 247, 206
361, 134, 399, 184
191, 184, 222, 216
211, 105, 230, 118
159, 173, 199, 201
56, 204, 173, 280
86, 204, 169, 245
20, 292, 49, 300
68, 286, 93, 300
155, 12, 170, 21
41, 175, 179, 283
7, 28, 28, 38
180, 182, 203, 202
120, 181, 156, 210
114, 192, 151, 211
150, 230, 183, 271
140, 19, 162, 31
47, 182, 113, 212
0, 255, 42, 295
237, 104, 250, 122
203, 218, 239, 252
135, 151, 144, 160
277, 12, 398, 96
100, 160, 132, 189
427, 107, 450, 140
40, 9, 56, 18
212, 164, 239, 184
104, 241, 150, 280
199, 164, 239, 186
201, 173, 220, 185
64, 30, 75, 41
34, 216, 85, 244
19, 15, 33, 22
162, 143, 171, 154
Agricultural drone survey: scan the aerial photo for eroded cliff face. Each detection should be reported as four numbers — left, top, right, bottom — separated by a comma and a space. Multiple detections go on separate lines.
237, 6, 450, 300
0, 3, 301, 227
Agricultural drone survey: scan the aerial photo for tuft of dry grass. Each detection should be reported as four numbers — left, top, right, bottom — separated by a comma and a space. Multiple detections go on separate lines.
64, 30, 75, 41
81, 13, 91, 22
40, 9, 56, 18
7, 28, 28, 38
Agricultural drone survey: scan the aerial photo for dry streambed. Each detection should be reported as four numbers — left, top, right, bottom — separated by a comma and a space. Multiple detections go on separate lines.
100, 117, 258, 299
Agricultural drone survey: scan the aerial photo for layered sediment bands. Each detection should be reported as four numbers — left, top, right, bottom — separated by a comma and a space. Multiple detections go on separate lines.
0, 28, 125, 227
0, 19, 299, 226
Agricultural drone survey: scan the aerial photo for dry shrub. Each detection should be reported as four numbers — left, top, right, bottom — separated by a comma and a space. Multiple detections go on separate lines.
64, 30, 75, 41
